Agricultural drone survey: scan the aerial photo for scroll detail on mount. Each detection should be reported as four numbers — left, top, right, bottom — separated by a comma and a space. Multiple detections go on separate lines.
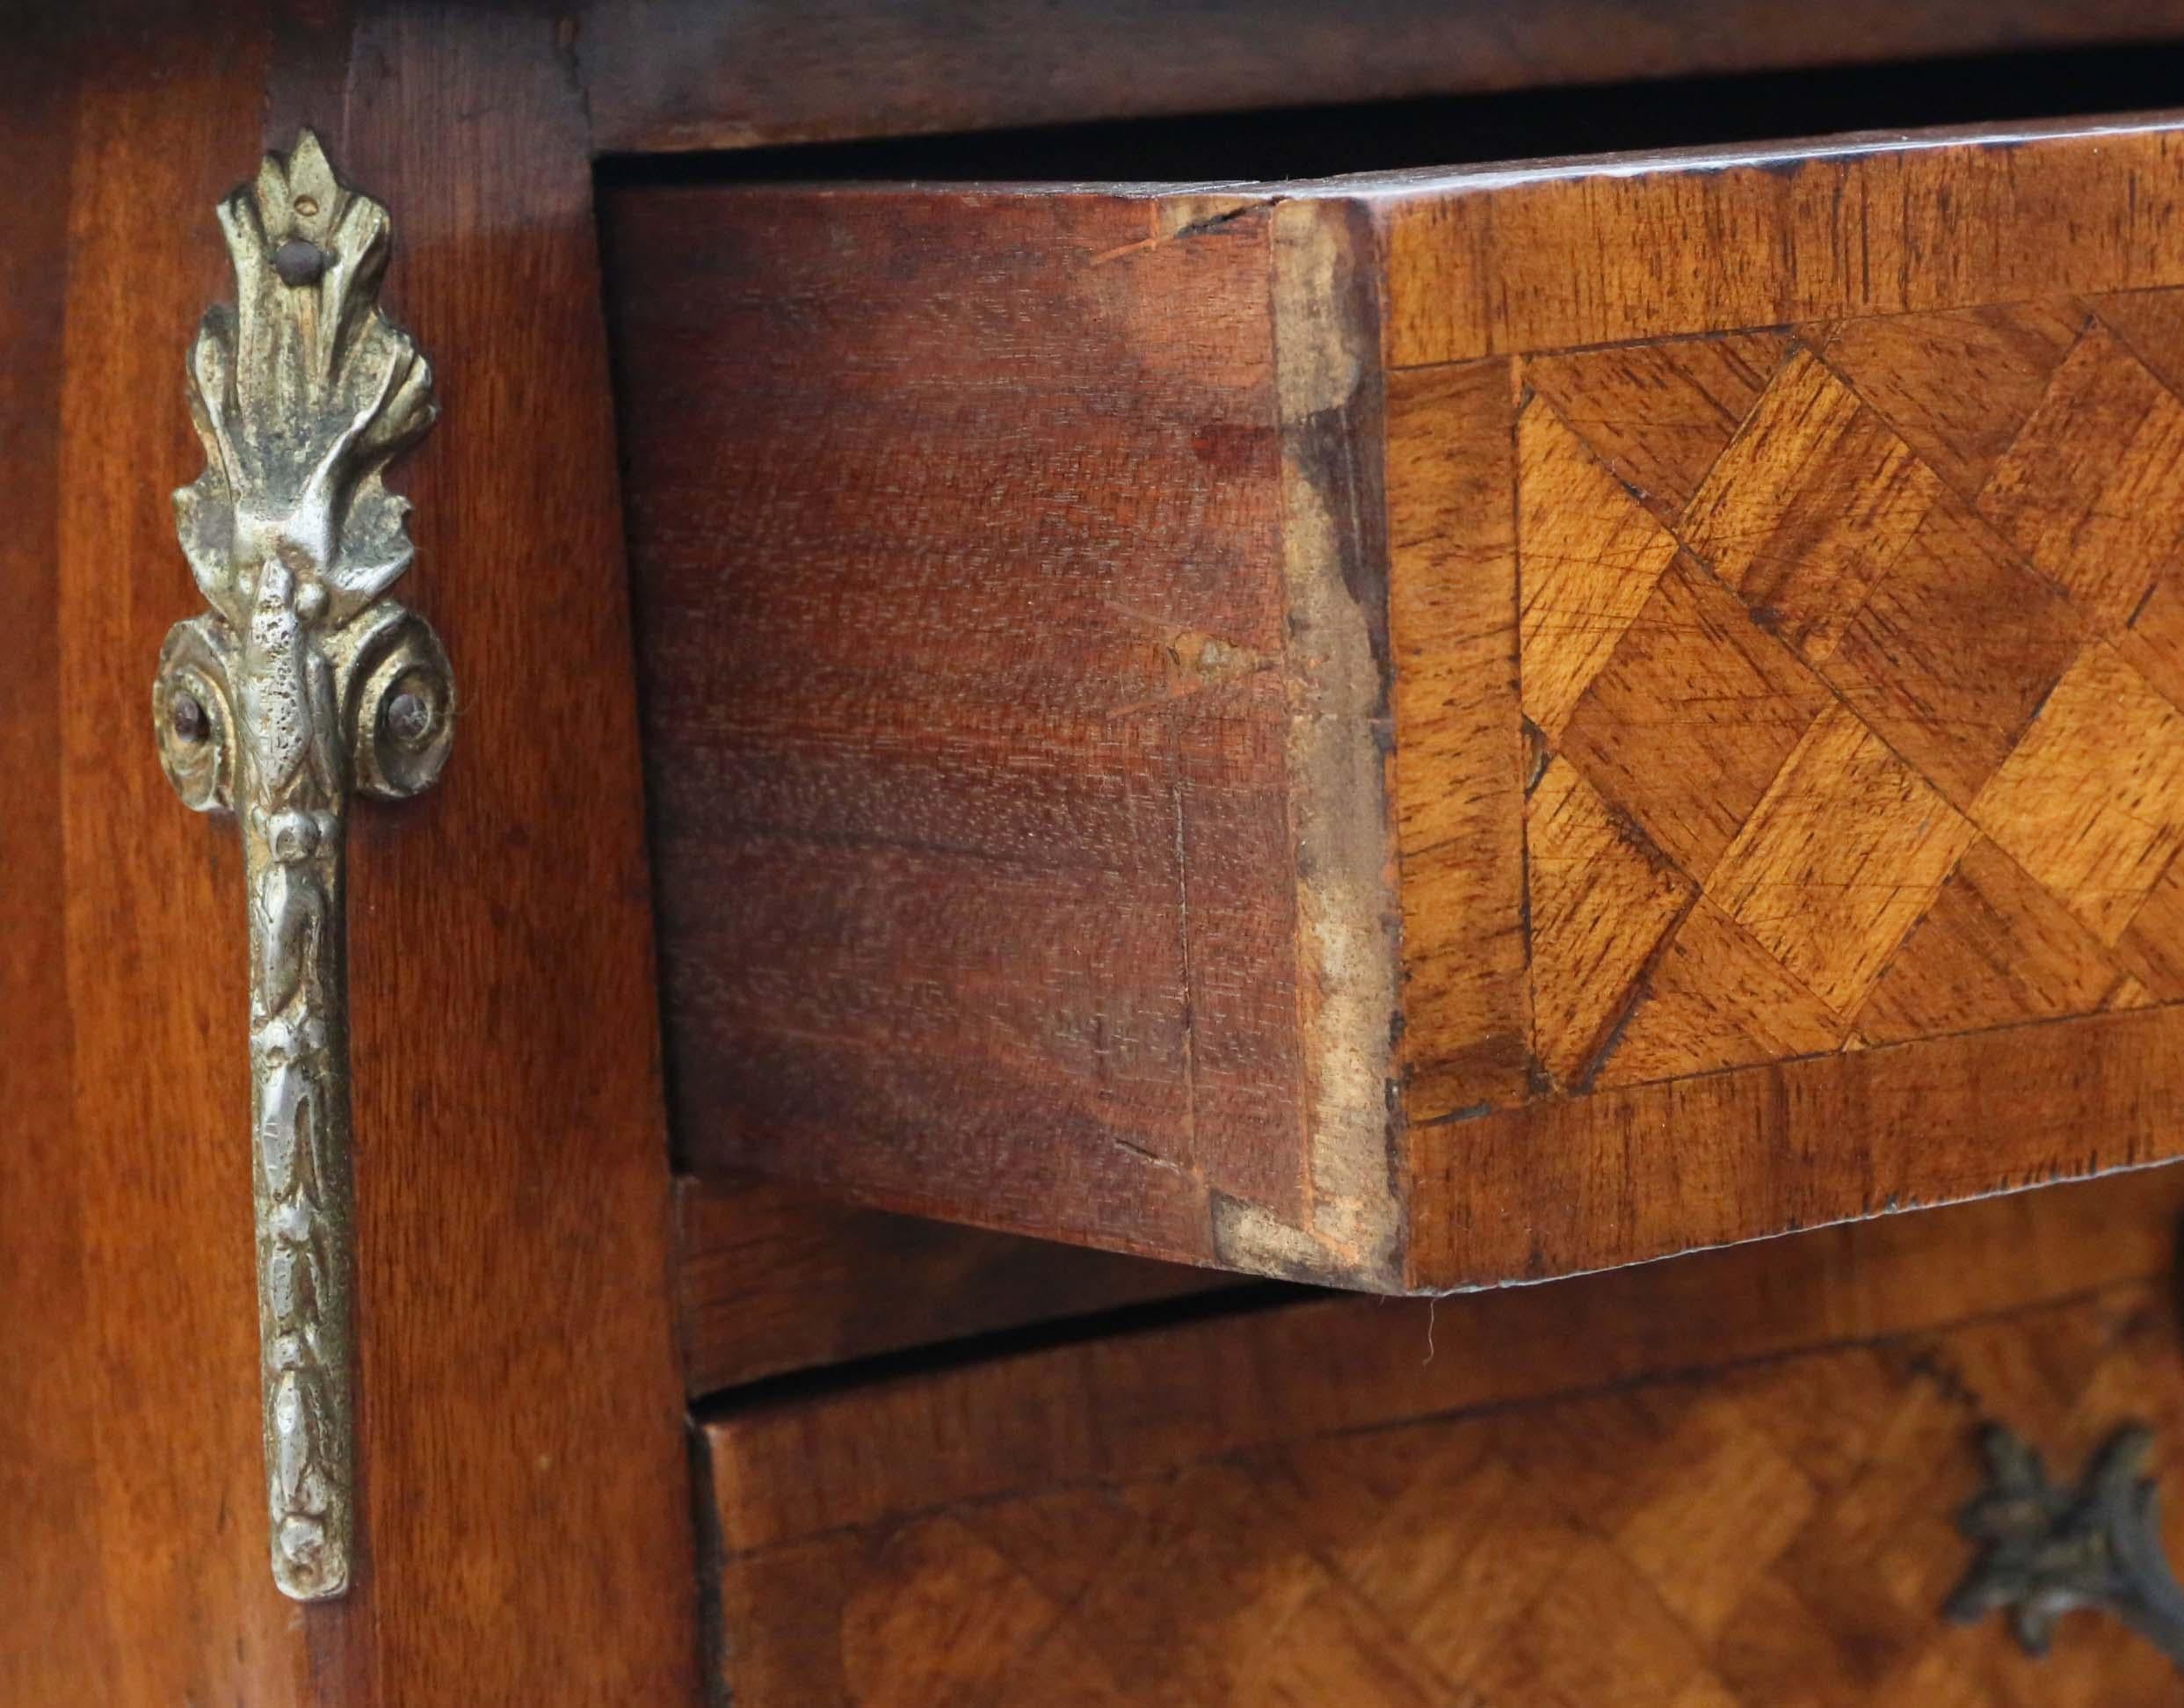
1948, 1421, 2184, 1670
153, 130, 453, 1602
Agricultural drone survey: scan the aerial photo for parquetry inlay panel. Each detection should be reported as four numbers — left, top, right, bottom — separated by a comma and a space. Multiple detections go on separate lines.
716, 1282, 2184, 1705
1520, 293, 2184, 1091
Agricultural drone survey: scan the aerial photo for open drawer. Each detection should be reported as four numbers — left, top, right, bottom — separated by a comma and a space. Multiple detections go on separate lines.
606, 113, 2184, 1292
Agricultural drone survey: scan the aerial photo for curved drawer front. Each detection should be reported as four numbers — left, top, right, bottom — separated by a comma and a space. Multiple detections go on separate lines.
608, 113, 2184, 1291
702, 1173, 2184, 1705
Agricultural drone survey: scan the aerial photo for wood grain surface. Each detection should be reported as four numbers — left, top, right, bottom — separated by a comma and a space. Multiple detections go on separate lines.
0, 16, 120, 1703
703, 1170, 2184, 1704
577, 0, 2184, 155
1379, 114, 2184, 1283
1, 8, 700, 1697
43, 25, 311, 1700
32, 4, 2184, 1701
1371, 118, 2184, 367
678, 1176, 1239, 1396
620, 114, 2184, 1291
1496, 312, 2184, 1085
609, 185, 1365, 1274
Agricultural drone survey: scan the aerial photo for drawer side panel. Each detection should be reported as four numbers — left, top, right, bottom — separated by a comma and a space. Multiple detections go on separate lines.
611, 186, 1331, 1270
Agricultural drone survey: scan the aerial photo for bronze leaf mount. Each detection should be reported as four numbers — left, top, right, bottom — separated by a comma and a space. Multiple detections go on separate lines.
1948, 1420, 2184, 1671
152, 129, 453, 1602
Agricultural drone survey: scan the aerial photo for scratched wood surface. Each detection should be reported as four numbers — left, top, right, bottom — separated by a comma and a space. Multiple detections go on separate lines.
620, 114, 2184, 1291
703, 1170, 2184, 1705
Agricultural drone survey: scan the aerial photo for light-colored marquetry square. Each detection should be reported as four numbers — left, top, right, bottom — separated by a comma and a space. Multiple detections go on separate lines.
1680, 351, 1944, 663
1819, 496, 2086, 813
1517, 395, 1680, 738
1815, 301, 2082, 499
1854, 836, 2131, 1045
1610, 1392, 1820, 1641
1978, 327, 2184, 633
1527, 757, 1694, 1086
1706, 703, 1977, 1015
1559, 556, 1832, 883
1595, 898, 1845, 1089
1971, 642, 2184, 944
1522, 332, 1786, 525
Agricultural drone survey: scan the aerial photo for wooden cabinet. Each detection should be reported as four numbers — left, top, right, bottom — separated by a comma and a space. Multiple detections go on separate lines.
15, 5, 2184, 1702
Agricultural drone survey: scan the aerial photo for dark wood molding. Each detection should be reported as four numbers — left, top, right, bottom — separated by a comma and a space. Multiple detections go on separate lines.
578, 0, 2184, 156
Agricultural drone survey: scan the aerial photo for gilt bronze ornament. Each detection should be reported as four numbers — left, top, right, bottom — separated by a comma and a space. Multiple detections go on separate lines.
153, 130, 453, 1602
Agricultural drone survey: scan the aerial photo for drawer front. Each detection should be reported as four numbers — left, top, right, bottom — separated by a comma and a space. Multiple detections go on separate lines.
701, 1171, 2184, 1705
610, 113, 2184, 1291
1382, 120, 2184, 1286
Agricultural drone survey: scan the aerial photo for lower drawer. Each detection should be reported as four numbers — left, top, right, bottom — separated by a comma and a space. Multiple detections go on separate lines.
612, 110, 2184, 1291
700, 1171, 2184, 1704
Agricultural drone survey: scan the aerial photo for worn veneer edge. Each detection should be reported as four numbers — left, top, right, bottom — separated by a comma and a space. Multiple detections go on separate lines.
1287, 107, 2184, 200
1209, 197, 1408, 1290
1369, 115, 2184, 367
701, 1167, 2184, 1559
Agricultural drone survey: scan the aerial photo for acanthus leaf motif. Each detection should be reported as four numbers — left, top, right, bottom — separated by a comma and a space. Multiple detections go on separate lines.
174, 127, 437, 650
152, 129, 453, 1604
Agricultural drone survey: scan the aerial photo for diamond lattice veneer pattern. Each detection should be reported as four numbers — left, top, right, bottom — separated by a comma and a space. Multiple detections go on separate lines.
1520, 295, 2184, 1092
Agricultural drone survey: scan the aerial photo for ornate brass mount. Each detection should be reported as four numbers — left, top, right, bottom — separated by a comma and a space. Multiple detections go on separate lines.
1948, 1421, 2184, 1670
152, 131, 452, 1602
